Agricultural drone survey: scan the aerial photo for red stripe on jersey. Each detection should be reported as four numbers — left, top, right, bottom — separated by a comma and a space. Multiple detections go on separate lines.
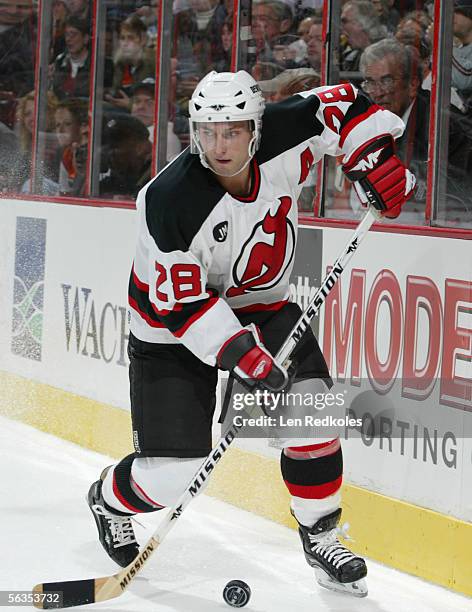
112, 471, 143, 513
151, 301, 184, 316
132, 265, 149, 292
233, 158, 261, 203
130, 476, 165, 509
233, 300, 288, 313
339, 105, 383, 148
173, 296, 219, 338
284, 475, 343, 499
129, 296, 165, 328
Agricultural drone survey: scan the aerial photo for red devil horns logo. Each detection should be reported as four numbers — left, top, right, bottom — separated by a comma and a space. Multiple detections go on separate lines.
226, 196, 295, 297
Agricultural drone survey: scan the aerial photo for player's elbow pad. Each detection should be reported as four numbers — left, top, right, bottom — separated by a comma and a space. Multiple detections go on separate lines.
342, 134, 416, 218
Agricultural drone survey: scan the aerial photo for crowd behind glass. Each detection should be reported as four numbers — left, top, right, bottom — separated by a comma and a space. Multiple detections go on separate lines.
1, 0, 471, 227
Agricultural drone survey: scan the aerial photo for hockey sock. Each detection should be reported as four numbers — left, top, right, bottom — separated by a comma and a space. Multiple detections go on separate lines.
280, 438, 343, 527
102, 454, 209, 514
101, 454, 161, 514
131, 456, 210, 507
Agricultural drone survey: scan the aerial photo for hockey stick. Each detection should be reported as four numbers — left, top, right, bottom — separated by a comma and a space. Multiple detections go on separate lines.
32, 207, 379, 609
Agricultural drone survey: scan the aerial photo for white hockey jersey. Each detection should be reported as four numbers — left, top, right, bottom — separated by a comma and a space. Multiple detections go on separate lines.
129, 83, 405, 366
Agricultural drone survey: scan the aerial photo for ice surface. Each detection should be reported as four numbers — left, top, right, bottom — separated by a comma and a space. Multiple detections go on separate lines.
1, 415, 470, 612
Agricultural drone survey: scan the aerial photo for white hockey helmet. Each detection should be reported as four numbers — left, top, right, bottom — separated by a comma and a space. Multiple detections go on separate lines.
189, 70, 265, 174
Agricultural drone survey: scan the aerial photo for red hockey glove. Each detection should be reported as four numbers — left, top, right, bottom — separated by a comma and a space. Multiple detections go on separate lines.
342, 134, 416, 218
217, 327, 289, 392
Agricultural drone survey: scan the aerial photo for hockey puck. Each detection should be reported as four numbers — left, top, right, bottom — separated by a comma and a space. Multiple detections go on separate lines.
222, 580, 251, 607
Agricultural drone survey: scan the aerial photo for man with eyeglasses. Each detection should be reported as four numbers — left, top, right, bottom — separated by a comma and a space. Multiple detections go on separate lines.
360, 38, 472, 216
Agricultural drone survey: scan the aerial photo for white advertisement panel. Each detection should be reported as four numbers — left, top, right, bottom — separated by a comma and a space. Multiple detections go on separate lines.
318, 226, 472, 521
0, 199, 135, 409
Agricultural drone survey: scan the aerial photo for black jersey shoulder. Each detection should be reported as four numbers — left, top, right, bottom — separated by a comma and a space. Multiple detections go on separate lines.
145, 149, 225, 253
256, 92, 324, 165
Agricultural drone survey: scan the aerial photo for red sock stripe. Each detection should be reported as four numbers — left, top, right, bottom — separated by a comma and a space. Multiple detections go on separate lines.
288, 440, 334, 453
287, 440, 336, 453
285, 438, 340, 460
284, 475, 343, 499
130, 476, 165, 509
112, 471, 144, 513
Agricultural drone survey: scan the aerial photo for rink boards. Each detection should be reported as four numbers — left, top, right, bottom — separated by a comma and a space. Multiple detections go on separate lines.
0, 198, 471, 596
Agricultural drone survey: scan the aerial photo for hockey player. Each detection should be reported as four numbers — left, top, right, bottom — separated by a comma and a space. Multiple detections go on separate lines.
87, 70, 415, 597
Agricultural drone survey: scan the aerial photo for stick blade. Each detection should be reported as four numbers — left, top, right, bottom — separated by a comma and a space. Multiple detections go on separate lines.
33, 576, 121, 609
33, 580, 95, 609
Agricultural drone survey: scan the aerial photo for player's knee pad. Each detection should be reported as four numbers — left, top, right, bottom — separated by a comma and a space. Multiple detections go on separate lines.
131, 455, 206, 508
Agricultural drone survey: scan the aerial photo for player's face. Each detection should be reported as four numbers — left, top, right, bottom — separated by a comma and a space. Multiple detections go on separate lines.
198, 121, 253, 177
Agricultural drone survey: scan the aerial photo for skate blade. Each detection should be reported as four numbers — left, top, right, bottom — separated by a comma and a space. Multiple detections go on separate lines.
314, 568, 368, 598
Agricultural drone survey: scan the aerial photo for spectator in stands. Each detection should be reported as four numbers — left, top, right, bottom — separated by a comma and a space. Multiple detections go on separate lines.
52, 17, 92, 100
106, 13, 155, 110
64, 0, 90, 25
0, 0, 36, 99
130, 77, 181, 161
54, 98, 88, 195
135, 0, 158, 44
173, 0, 227, 92
100, 115, 152, 198
252, 0, 294, 66
340, 1, 387, 76
394, 10, 467, 112
452, 0, 472, 100
16, 90, 60, 191
51, 0, 68, 60
251, 60, 284, 83
370, 0, 399, 34
188, 0, 228, 70
395, 10, 432, 80
215, 14, 232, 72
360, 38, 472, 211
172, 0, 228, 146
306, 17, 323, 71
259, 67, 320, 102
297, 15, 316, 46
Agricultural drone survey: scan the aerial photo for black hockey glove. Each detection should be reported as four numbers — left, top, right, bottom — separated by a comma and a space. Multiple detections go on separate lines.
217, 327, 289, 393
342, 134, 416, 218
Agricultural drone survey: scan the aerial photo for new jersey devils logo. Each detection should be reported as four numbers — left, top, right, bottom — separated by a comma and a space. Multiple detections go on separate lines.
226, 196, 295, 297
